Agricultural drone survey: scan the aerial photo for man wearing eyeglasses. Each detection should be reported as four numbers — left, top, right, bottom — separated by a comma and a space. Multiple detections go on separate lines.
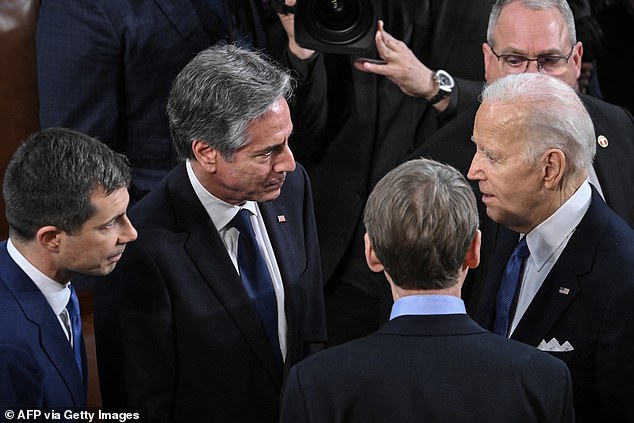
358, 0, 634, 232
401, 1, 634, 422
405, 0, 634, 306
361, 1, 634, 421
406, 0, 634, 231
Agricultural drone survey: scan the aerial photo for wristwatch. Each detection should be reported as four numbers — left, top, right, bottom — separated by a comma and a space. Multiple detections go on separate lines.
429, 70, 455, 105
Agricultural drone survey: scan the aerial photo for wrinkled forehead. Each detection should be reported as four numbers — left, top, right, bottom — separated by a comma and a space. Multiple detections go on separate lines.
492, 3, 571, 51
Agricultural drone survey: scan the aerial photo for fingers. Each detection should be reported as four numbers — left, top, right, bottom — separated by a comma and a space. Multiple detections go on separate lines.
353, 59, 390, 75
375, 20, 401, 61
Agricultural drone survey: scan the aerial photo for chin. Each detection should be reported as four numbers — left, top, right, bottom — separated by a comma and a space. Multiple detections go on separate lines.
259, 189, 282, 203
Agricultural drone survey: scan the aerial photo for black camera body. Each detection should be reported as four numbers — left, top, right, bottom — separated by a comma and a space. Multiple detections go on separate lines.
293, 0, 380, 55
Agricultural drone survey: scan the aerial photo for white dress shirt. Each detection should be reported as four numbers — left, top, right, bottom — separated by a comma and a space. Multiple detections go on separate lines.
186, 160, 288, 359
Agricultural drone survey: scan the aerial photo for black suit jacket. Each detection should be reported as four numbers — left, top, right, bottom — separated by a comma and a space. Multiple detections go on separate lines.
475, 189, 634, 423
281, 313, 575, 423
93, 163, 326, 422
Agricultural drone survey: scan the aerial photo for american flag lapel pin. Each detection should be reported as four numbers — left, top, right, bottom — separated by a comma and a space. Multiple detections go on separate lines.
558, 287, 570, 295
277, 214, 286, 223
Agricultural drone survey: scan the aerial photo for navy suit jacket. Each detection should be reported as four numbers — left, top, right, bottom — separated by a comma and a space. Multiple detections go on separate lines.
281, 314, 575, 423
36, 0, 284, 195
93, 163, 326, 422
0, 242, 86, 414
475, 189, 634, 422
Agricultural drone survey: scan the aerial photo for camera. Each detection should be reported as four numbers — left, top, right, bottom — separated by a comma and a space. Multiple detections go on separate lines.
273, 0, 380, 55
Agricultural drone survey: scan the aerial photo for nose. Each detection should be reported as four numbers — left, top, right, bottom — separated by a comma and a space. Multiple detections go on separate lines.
467, 153, 483, 181
274, 143, 296, 173
119, 215, 138, 244
525, 59, 542, 74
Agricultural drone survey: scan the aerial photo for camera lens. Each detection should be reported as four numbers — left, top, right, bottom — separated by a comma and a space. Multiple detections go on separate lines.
313, 0, 360, 32
307, 0, 371, 45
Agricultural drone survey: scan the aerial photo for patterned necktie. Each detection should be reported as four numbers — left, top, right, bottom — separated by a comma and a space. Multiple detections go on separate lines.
65, 284, 84, 379
231, 209, 283, 370
493, 237, 530, 336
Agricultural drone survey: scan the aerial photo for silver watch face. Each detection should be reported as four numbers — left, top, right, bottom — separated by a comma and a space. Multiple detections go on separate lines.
435, 70, 455, 90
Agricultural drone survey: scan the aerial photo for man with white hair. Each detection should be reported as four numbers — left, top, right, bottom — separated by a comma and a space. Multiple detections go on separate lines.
469, 72, 634, 422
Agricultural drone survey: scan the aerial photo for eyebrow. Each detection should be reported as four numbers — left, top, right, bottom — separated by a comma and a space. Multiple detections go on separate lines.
499, 46, 566, 56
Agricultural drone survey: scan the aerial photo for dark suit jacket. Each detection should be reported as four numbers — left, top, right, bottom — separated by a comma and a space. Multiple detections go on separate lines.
36, 0, 284, 196
0, 242, 86, 414
474, 189, 634, 423
280, 313, 575, 423
93, 163, 326, 422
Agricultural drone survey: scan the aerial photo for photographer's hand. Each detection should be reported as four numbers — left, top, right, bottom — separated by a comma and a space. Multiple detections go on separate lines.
277, 0, 316, 60
354, 21, 448, 110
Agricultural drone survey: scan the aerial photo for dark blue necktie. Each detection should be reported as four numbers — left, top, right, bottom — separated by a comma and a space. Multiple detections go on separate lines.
493, 237, 530, 336
231, 209, 283, 370
66, 284, 83, 380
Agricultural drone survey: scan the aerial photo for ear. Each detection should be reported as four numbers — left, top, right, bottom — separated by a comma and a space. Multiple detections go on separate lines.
35, 226, 63, 253
364, 233, 384, 273
192, 139, 218, 170
542, 149, 566, 190
571, 41, 583, 79
482, 42, 493, 81
463, 229, 481, 270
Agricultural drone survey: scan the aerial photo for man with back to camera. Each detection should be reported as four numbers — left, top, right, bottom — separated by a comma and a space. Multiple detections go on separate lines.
469, 72, 634, 422
276, 0, 495, 346
93, 44, 326, 422
0, 128, 137, 413
280, 158, 575, 423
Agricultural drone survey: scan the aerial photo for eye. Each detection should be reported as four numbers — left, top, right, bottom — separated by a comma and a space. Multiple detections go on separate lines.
503, 55, 527, 67
539, 56, 562, 66
101, 221, 116, 230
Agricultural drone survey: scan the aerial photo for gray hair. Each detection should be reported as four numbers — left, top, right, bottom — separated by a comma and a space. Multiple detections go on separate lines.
363, 159, 479, 290
3, 128, 131, 240
167, 44, 293, 161
481, 73, 595, 184
487, 0, 577, 47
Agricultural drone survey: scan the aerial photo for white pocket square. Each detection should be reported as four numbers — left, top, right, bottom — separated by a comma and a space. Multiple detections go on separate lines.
537, 338, 574, 352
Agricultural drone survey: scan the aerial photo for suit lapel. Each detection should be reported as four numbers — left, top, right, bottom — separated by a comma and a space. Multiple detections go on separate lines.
473, 224, 519, 328
511, 189, 606, 346
0, 247, 86, 406
167, 166, 282, 384
259, 202, 296, 288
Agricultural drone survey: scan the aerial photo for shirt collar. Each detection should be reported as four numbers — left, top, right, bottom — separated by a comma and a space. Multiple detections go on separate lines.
7, 238, 70, 316
525, 181, 591, 271
186, 160, 259, 231
390, 294, 466, 320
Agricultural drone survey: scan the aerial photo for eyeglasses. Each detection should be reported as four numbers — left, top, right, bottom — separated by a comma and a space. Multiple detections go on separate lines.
488, 44, 575, 75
